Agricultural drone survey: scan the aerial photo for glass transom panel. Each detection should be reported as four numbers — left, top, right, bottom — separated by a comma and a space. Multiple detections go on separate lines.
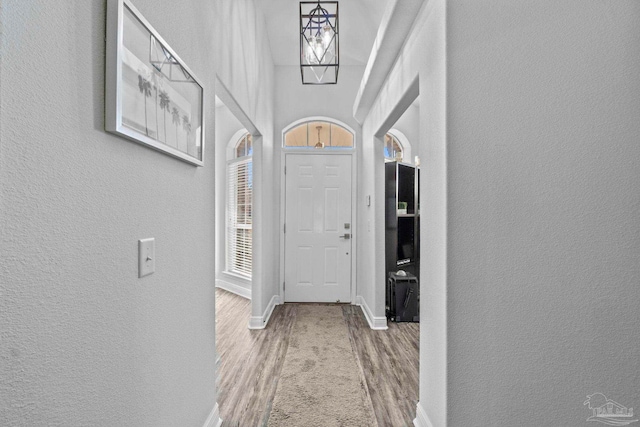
284, 121, 353, 148
384, 133, 403, 161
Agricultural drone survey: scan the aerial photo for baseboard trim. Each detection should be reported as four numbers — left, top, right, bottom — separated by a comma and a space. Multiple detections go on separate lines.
414, 401, 434, 427
248, 294, 281, 329
202, 403, 222, 427
215, 278, 251, 300
356, 296, 388, 330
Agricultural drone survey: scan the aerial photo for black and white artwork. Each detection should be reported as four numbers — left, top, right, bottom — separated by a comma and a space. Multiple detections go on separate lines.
106, 0, 204, 166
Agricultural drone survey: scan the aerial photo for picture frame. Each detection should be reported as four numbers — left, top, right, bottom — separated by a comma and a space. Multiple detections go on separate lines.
105, 0, 205, 166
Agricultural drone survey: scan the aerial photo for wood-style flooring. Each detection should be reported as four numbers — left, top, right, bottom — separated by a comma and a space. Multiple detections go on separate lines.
343, 305, 419, 427
216, 288, 419, 427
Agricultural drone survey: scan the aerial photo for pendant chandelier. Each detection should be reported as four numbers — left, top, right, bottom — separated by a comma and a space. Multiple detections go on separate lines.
300, 1, 339, 84
314, 125, 324, 148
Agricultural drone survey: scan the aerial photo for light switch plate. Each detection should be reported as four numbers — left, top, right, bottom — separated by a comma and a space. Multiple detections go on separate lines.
138, 238, 155, 278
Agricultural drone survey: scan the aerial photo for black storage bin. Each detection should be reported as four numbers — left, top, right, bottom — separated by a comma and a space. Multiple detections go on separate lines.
386, 272, 419, 322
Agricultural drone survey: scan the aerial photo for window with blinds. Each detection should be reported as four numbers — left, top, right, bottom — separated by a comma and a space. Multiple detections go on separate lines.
226, 135, 252, 278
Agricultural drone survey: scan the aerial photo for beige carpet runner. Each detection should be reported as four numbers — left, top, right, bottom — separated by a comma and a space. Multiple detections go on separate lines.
267, 305, 378, 427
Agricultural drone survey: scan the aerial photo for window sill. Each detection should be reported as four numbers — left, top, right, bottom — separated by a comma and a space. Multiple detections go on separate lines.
222, 270, 252, 284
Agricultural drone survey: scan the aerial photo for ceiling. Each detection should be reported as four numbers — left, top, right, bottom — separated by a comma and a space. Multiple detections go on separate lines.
255, 0, 389, 66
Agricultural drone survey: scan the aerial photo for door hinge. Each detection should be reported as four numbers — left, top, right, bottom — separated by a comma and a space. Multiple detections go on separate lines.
283, 281, 286, 290
284, 223, 286, 233
284, 166, 286, 174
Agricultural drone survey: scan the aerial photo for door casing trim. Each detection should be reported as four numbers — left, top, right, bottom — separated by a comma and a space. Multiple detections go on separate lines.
279, 150, 357, 304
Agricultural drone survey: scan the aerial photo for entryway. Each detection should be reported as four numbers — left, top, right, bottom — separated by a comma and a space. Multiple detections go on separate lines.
284, 153, 352, 302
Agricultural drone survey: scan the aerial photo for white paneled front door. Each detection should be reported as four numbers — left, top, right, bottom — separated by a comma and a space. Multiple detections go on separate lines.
284, 154, 352, 302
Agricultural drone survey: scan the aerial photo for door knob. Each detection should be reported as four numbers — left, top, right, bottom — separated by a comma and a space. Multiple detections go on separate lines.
339, 233, 351, 239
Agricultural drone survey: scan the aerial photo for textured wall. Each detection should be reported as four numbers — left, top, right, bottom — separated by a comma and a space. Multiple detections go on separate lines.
446, 0, 640, 425
1, 1, 218, 426
214, 0, 275, 319
274, 65, 365, 132
357, 0, 447, 423
361, 1, 640, 424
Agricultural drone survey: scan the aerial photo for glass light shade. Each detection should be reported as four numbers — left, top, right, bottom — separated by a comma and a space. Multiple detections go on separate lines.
322, 25, 332, 49
314, 36, 324, 62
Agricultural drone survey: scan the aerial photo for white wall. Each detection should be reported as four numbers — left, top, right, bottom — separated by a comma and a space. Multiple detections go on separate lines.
446, 1, 640, 425
214, 0, 275, 323
1, 1, 219, 426
274, 65, 364, 303
274, 66, 365, 132
358, 0, 446, 423
358, 0, 640, 425
391, 103, 420, 163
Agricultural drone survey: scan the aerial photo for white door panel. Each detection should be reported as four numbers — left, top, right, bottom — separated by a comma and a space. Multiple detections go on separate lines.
285, 154, 352, 302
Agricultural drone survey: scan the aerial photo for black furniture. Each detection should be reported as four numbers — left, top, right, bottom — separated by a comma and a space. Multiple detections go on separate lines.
385, 161, 419, 279
386, 272, 419, 322
385, 161, 420, 323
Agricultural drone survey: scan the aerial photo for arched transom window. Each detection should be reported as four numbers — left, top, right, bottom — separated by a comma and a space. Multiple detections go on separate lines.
384, 133, 403, 162
284, 120, 353, 149
235, 133, 253, 158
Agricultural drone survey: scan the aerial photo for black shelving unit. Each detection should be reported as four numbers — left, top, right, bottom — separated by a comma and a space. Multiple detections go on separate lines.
385, 161, 420, 280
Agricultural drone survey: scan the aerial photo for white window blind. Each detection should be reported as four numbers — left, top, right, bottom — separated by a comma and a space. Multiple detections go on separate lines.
226, 157, 252, 277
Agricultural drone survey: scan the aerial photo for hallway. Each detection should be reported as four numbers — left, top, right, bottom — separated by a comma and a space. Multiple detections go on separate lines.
3, 1, 640, 425
215, 289, 419, 426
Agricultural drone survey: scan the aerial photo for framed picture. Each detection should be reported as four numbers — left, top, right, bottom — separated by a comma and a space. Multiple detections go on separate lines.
105, 0, 205, 166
